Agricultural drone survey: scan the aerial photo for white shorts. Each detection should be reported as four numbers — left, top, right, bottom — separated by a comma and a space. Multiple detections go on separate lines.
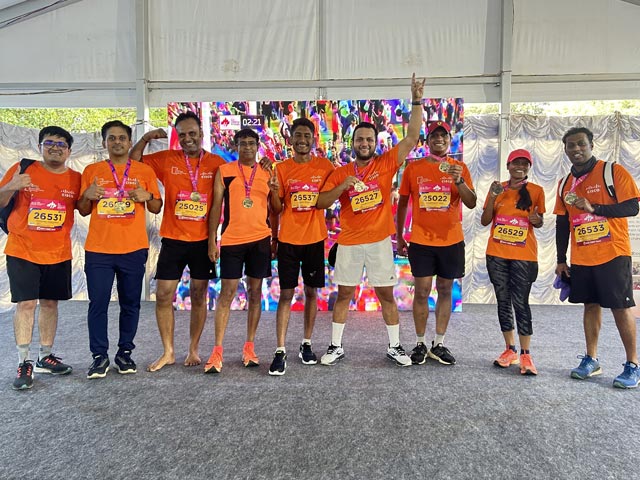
333, 237, 397, 287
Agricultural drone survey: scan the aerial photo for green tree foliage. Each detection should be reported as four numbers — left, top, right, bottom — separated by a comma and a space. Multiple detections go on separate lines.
466, 100, 640, 116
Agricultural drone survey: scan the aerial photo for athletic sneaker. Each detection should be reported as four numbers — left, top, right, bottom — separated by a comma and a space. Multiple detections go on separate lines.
204, 350, 223, 374
570, 355, 602, 380
428, 342, 456, 365
320, 344, 345, 365
87, 355, 110, 379
519, 353, 538, 375
114, 350, 137, 374
242, 342, 259, 367
299, 343, 318, 365
269, 351, 287, 376
35, 354, 73, 375
613, 361, 640, 389
12, 361, 34, 390
410, 342, 429, 365
494, 348, 519, 368
387, 344, 411, 367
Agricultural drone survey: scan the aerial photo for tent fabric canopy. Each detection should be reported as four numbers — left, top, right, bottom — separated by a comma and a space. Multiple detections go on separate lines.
1, 0, 640, 107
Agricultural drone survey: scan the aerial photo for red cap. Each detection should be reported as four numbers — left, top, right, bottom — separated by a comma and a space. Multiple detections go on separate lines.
507, 148, 532, 166
427, 121, 451, 135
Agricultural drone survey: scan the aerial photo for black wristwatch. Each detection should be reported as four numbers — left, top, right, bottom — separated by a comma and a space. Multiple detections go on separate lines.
455, 177, 465, 186
148, 193, 154, 201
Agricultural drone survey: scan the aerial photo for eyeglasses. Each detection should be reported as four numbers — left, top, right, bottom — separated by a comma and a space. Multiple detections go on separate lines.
41, 140, 69, 149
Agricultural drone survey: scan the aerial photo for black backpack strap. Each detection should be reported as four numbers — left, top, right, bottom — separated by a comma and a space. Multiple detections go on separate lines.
557, 173, 571, 206
19, 158, 37, 173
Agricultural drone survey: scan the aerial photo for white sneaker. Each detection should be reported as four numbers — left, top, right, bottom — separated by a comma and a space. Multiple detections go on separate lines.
320, 344, 345, 365
387, 344, 411, 367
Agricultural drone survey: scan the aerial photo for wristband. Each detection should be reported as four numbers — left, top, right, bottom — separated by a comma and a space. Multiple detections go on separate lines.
411, 100, 422, 106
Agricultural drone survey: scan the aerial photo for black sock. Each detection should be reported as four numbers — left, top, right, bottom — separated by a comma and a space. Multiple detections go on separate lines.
521, 349, 530, 354
509, 345, 517, 352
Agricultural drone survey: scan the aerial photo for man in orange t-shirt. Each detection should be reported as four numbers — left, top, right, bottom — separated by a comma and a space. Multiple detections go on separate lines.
204, 128, 279, 374
130, 111, 225, 372
396, 120, 477, 366
0, 126, 80, 390
78, 120, 162, 380
554, 126, 640, 389
316, 74, 425, 367
267, 118, 335, 375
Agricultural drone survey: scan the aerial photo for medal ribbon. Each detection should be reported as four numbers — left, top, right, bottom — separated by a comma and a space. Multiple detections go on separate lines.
107, 159, 132, 201
507, 176, 528, 190
184, 151, 203, 193
353, 160, 374, 181
237, 161, 258, 199
569, 174, 587, 193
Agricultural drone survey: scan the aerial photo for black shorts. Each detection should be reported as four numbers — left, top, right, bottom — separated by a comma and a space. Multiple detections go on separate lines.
407, 241, 465, 279
569, 256, 635, 309
277, 240, 325, 290
219, 236, 272, 279
155, 238, 217, 280
6, 256, 72, 303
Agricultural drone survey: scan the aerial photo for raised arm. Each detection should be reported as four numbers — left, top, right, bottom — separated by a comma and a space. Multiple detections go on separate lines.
395, 73, 426, 165
129, 128, 167, 161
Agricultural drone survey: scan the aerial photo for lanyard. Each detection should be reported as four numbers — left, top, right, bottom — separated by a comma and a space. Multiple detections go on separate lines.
237, 161, 258, 198
107, 159, 131, 201
184, 151, 203, 192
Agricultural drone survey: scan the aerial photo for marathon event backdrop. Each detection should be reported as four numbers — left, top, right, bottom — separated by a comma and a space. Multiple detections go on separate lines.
1, 113, 640, 313
166, 98, 464, 312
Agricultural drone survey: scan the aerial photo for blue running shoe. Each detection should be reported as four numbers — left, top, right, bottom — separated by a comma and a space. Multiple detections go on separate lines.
570, 355, 602, 380
613, 361, 640, 389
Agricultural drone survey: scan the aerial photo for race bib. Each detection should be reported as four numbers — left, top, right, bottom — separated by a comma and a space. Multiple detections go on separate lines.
175, 191, 208, 221
349, 181, 383, 213
572, 213, 610, 246
493, 215, 529, 247
289, 182, 319, 212
27, 198, 66, 231
97, 188, 135, 218
418, 182, 451, 211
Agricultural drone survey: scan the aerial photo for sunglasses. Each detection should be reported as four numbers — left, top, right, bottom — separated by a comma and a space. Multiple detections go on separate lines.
41, 140, 69, 149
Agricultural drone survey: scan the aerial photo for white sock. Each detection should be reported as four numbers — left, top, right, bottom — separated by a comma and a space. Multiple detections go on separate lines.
387, 324, 400, 348
17, 344, 29, 364
331, 322, 345, 347
302, 338, 311, 345
434, 333, 445, 346
276, 347, 286, 353
416, 335, 426, 344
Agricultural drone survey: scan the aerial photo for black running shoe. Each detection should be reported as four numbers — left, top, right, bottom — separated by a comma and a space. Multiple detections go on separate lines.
114, 350, 137, 374
428, 342, 456, 365
299, 343, 318, 365
35, 354, 72, 375
268, 351, 287, 376
410, 342, 429, 365
87, 355, 110, 379
12, 361, 34, 390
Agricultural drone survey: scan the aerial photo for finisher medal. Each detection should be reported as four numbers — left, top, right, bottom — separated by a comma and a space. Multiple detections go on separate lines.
490, 183, 504, 195
438, 162, 450, 173
114, 201, 127, 214
564, 192, 578, 205
242, 197, 254, 208
190, 191, 201, 202
354, 181, 366, 193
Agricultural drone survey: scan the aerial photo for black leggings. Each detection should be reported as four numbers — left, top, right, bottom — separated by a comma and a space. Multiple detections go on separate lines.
486, 255, 538, 336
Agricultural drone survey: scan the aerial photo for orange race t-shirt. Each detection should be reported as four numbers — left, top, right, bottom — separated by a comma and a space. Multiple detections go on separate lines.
81, 160, 161, 254
321, 146, 401, 246
399, 157, 474, 246
1, 161, 81, 264
219, 161, 272, 246
143, 150, 225, 242
275, 156, 334, 245
553, 160, 640, 266
484, 182, 545, 261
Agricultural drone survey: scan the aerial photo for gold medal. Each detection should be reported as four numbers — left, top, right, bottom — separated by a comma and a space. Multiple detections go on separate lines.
190, 191, 201, 202
242, 197, 253, 208
490, 183, 504, 195
438, 162, 450, 173
564, 192, 578, 205
114, 201, 127, 214
354, 181, 366, 193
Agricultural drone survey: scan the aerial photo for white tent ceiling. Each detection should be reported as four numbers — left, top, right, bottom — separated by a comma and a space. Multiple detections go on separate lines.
1, 0, 640, 108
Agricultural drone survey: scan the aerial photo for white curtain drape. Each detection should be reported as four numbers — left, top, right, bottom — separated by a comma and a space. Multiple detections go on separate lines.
1, 114, 639, 312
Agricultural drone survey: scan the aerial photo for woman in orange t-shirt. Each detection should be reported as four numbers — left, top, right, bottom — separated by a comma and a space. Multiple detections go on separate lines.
480, 149, 545, 376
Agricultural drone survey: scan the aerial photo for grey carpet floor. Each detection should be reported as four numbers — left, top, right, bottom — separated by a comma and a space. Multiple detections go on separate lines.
0, 302, 638, 480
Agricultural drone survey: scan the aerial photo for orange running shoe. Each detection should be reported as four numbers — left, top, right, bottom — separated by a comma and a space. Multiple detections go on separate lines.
204, 348, 223, 374
520, 353, 538, 375
493, 348, 519, 368
242, 341, 259, 367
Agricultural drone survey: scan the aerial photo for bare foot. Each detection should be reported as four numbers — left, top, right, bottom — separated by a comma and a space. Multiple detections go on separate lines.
147, 353, 176, 372
184, 352, 201, 366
